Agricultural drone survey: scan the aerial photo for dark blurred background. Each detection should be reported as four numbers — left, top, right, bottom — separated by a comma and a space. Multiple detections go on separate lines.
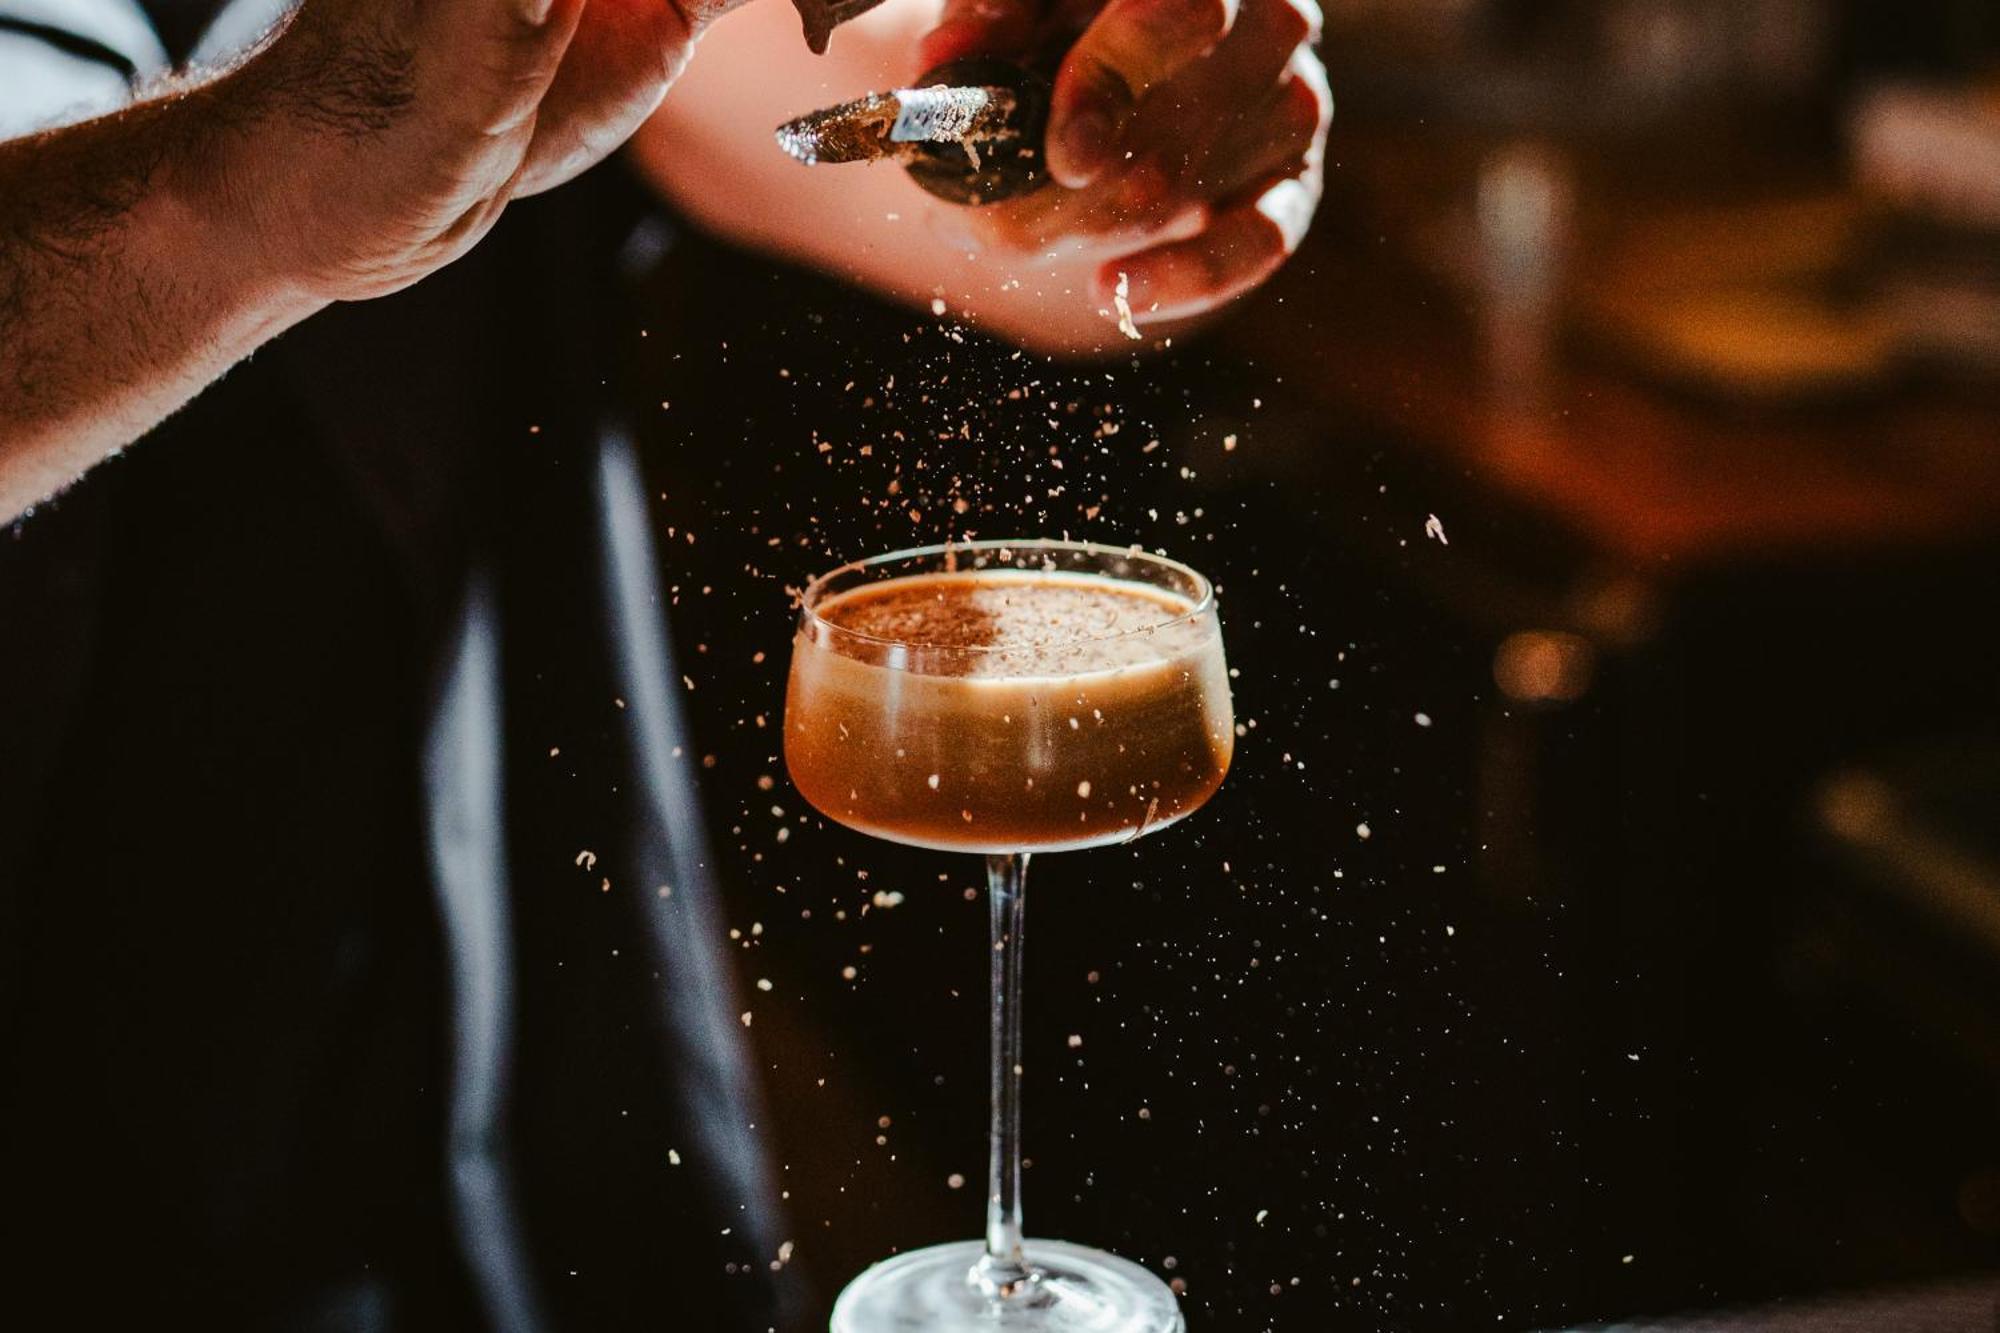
621, 0, 2000, 1326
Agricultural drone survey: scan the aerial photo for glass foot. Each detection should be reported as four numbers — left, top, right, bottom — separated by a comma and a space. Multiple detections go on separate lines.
830, 1238, 1185, 1332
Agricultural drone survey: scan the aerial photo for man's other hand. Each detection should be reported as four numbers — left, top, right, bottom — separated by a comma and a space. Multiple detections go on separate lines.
919, 0, 1330, 328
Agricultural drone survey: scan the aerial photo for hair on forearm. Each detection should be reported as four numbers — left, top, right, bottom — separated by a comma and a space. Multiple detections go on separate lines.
0, 2, 423, 422
0, 102, 180, 406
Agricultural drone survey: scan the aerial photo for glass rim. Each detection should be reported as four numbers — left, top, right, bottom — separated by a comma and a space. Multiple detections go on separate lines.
797, 538, 1216, 657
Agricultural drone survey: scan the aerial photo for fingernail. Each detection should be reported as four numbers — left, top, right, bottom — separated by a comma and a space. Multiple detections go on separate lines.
1056, 107, 1118, 186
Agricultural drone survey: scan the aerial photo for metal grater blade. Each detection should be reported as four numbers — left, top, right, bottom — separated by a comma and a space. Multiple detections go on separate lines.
776, 86, 1022, 166
889, 85, 1019, 144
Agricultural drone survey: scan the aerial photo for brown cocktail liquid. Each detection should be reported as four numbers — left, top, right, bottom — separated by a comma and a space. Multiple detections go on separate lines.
786, 570, 1233, 853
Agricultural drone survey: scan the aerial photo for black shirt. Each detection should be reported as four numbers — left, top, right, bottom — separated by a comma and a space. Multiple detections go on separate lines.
0, 68, 783, 1333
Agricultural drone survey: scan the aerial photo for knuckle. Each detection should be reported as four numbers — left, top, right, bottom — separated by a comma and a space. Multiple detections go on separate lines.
1290, 50, 1334, 128
1257, 0, 1315, 51
1283, 0, 1324, 47
494, 0, 553, 42
1252, 175, 1314, 250
1169, 0, 1234, 40
1261, 212, 1298, 260
1277, 73, 1322, 143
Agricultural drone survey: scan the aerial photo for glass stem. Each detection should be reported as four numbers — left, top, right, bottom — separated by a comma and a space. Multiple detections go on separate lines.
978, 851, 1033, 1296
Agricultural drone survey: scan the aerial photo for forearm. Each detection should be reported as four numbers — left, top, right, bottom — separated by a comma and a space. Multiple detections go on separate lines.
630, 0, 1134, 357
0, 0, 738, 525
0, 74, 323, 521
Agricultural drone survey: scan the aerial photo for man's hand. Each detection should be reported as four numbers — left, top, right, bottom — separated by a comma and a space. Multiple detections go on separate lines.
919, 0, 1329, 327
2, 0, 739, 520
211, 0, 724, 304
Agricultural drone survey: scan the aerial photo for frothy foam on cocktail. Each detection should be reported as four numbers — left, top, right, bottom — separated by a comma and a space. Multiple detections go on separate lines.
813, 571, 1206, 679
822, 573, 1186, 648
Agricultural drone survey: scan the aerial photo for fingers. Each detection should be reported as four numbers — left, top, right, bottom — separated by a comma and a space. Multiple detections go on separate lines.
1064, 42, 1322, 283
1093, 24, 1328, 319
1103, 171, 1316, 322
970, 0, 1327, 321
1186, 0, 1318, 104
1049, 0, 1241, 188
515, 0, 700, 195
1199, 55, 1329, 199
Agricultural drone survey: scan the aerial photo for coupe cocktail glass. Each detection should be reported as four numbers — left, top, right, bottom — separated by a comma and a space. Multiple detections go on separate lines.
785, 539, 1233, 1333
